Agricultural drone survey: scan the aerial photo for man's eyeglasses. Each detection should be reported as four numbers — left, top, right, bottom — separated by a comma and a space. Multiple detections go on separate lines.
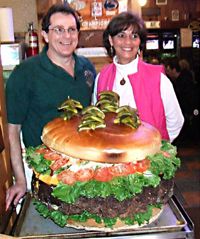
48, 26, 78, 35
115, 32, 139, 41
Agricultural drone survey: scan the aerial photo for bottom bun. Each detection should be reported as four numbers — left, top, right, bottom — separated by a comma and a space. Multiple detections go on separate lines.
66, 207, 163, 232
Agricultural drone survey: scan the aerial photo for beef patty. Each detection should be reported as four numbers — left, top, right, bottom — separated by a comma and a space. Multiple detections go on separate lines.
32, 176, 174, 219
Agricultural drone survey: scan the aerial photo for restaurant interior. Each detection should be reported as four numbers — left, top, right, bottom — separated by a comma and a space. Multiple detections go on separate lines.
0, 0, 200, 238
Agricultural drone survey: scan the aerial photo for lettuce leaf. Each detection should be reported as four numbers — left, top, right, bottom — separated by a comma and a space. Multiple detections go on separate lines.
52, 173, 161, 204
26, 146, 51, 174
148, 140, 181, 180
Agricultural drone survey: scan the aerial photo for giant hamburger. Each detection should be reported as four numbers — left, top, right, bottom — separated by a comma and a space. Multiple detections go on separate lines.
26, 91, 180, 231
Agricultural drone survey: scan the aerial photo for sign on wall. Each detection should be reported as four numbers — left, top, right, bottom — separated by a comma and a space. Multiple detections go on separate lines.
69, 0, 128, 30
180, 28, 192, 47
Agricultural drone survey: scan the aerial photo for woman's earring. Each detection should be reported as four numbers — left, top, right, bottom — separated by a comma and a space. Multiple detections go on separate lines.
137, 48, 141, 56
110, 46, 114, 57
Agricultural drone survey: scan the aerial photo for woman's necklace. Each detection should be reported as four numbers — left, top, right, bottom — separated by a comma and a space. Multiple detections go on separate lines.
115, 58, 127, 86
120, 78, 126, 85
117, 68, 127, 86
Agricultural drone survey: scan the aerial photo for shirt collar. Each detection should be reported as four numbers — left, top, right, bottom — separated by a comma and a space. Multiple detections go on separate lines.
113, 55, 139, 75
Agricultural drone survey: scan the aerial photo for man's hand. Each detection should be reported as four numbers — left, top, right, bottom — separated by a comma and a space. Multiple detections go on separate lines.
6, 180, 27, 211
6, 123, 27, 211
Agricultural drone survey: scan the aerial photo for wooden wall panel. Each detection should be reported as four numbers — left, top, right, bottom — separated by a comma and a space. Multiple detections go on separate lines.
142, 0, 199, 29
0, 51, 14, 233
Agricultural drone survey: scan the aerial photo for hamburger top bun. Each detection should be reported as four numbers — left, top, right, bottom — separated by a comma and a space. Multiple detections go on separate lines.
41, 113, 161, 163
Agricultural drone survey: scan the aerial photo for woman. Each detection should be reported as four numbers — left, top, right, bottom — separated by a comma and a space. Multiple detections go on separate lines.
6, 4, 96, 211
93, 11, 184, 142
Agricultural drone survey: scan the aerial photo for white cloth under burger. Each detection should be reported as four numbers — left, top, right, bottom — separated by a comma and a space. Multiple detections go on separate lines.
92, 56, 184, 143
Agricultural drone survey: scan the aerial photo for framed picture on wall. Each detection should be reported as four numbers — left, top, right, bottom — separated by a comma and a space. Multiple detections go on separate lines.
172, 10, 179, 21
156, 0, 167, 5
91, 1, 103, 17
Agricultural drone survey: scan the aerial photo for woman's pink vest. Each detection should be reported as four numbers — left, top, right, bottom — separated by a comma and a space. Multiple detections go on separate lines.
97, 59, 169, 140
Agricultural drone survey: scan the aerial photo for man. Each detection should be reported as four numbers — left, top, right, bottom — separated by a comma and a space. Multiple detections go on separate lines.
5, 4, 96, 210
165, 57, 199, 144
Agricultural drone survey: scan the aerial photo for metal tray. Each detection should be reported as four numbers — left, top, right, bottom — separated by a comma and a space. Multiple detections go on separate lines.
12, 194, 194, 239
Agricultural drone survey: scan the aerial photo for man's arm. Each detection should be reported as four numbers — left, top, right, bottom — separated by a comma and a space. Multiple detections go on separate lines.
6, 123, 27, 211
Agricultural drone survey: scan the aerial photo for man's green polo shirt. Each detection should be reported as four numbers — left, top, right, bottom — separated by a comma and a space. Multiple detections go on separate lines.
6, 47, 96, 147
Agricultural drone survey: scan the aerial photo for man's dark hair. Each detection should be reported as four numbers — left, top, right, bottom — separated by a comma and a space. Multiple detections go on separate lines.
103, 11, 147, 57
42, 4, 80, 33
165, 57, 181, 72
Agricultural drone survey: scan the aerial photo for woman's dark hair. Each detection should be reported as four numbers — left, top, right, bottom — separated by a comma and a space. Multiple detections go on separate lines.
42, 4, 80, 33
103, 11, 147, 57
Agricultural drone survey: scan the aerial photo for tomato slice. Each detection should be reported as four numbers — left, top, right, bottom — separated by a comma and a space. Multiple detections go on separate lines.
75, 168, 94, 182
108, 164, 126, 177
108, 162, 137, 177
36, 147, 69, 162
107, 159, 150, 176
43, 151, 63, 161
36, 147, 51, 154
94, 167, 113, 182
161, 151, 171, 158
57, 170, 76, 185
136, 159, 150, 173
50, 157, 69, 171
126, 162, 138, 174
143, 159, 151, 168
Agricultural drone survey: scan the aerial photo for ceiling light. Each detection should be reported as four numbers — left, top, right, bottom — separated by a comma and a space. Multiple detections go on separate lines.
138, 0, 147, 7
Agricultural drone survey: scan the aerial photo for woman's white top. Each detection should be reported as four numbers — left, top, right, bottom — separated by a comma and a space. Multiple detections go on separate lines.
92, 56, 184, 142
